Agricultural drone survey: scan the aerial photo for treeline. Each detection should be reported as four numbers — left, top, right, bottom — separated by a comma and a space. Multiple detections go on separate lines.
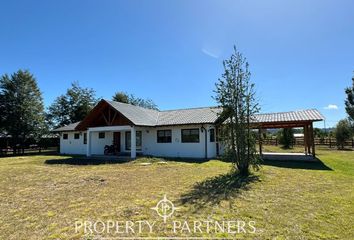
271, 74, 354, 150
336, 74, 354, 149
0, 69, 158, 153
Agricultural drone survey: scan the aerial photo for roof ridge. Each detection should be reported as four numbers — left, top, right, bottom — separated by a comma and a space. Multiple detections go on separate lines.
161, 106, 220, 112
106, 99, 159, 112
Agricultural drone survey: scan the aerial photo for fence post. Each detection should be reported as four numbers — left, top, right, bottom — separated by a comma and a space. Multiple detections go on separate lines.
329, 138, 332, 148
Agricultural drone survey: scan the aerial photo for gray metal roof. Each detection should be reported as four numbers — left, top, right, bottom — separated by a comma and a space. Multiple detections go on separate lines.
106, 101, 222, 126
106, 101, 159, 126
157, 107, 222, 126
255, 109, 324, 123
52, 121, 81, 132
53, 100, 324, 131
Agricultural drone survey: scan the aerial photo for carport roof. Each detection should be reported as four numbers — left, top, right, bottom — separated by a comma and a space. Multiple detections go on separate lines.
255, 109, 324, 128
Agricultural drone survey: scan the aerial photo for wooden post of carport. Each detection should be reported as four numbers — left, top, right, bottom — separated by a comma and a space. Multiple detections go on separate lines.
305, 124, 312, 155
258, 127, 263, 157
310, 122, 316, 157
304, 124, 308, 155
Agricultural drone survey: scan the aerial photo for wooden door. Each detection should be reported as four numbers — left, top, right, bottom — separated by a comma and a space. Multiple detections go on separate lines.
113, 132, 121, 153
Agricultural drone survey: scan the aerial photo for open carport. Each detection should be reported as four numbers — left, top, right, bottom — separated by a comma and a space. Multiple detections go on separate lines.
255, 109, 325, 160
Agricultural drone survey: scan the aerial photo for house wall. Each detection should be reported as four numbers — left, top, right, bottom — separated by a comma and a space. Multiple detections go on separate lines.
90, 131, 113, 155
59, 132, 86, 155
59, 124, 219, 158
138, 124, 217, 158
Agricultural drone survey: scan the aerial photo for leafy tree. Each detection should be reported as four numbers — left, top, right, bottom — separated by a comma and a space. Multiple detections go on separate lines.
0, 70, 46, 153
214, 46, 260, 176
112, 91, 129, 104
277, 128, 294, 149
345, 74, 354, 122
335, 119, 352, 149
112, 91, 158, 110
47, 82, 98, 128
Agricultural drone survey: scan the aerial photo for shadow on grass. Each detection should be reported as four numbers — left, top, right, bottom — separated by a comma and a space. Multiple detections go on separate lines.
162, 157, 211, 164
44, 155, 219, 165
262, 158, 332, 170
154, 156, 232, 164
45, 157, 130, 165
179, 172, 260, 210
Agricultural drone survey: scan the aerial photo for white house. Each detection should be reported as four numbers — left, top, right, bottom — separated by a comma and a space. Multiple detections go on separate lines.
53, 99, 222, 158
53, 99, 324, 159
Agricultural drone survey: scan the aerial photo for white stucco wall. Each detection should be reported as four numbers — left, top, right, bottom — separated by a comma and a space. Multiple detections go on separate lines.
139, 124, 217, 158
90, 131, 113, 155
59, 131, 113, 155
59, 124, 219, 158
59, 132, 86, 155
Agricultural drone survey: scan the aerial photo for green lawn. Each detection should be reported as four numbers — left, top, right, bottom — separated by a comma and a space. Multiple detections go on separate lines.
0, 148, 353, 239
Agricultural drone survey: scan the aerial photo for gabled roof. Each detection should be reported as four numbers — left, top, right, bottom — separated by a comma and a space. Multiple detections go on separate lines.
106, 101, 159, 126
105, 101, 222, 126
52, 99, 325, 132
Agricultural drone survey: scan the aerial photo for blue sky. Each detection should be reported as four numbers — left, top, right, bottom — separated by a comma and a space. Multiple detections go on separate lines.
0, 0, 353, 128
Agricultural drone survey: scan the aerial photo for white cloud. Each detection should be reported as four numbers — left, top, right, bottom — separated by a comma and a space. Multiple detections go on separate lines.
202, 48, 219, 59
324, 104, 339, 110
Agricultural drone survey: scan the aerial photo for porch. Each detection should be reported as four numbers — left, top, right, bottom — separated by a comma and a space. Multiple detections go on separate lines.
86, 125, 140, 158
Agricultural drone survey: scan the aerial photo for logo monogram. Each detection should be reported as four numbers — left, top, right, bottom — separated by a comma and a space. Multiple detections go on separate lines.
151, 195, 178, 223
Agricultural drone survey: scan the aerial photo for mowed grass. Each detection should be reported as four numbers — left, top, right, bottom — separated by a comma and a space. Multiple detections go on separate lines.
0, 148, 353, 239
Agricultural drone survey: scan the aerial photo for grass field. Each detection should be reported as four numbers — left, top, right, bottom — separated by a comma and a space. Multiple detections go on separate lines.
0, 148, 353, 239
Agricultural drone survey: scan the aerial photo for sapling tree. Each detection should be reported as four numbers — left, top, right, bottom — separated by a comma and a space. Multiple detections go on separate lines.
214, 46, 260, 176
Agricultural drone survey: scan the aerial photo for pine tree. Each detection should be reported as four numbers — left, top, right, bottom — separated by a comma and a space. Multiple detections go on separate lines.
214, 47, 260, 176
345, 74, 354, 122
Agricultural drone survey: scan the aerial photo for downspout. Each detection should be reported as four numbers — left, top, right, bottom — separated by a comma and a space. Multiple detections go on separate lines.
201, 125, 208, 159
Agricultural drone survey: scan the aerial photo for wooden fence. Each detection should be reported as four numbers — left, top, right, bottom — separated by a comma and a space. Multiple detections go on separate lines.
0, 146, 59, 156
260, 137, 354, 148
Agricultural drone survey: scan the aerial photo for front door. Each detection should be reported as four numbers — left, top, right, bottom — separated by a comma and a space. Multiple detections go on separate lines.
113, 132, 121, 153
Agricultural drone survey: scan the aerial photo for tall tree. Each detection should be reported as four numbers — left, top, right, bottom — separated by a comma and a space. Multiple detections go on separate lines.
112, 91, 158, 110
0, 70, 46, 152
345, 74, 354, 122
47, 82, 98, 128
214, 46, 260, 176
